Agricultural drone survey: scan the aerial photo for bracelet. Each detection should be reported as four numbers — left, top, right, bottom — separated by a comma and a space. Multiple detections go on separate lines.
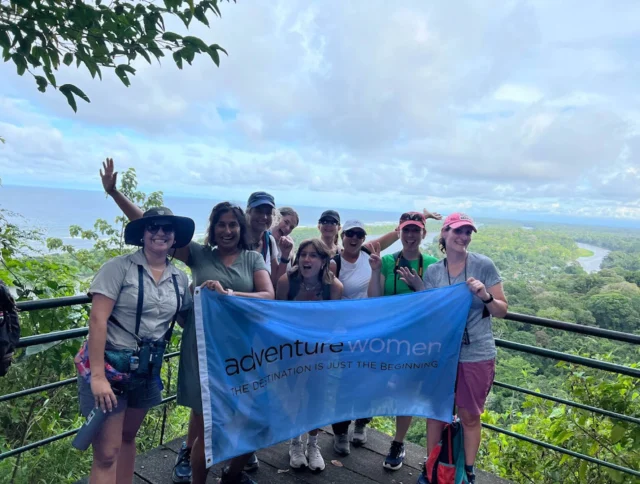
279, 257, 290, 264
481, 293, 494, 304
227, 289, 234, 296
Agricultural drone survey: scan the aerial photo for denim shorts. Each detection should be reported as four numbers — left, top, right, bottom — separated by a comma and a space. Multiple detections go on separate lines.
78, 375, 162, 417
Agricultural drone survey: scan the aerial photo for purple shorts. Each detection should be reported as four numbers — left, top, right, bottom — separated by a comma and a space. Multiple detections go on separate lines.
454, 359, 495, 416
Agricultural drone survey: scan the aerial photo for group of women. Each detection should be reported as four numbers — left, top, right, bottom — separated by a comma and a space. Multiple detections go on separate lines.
78, 158, 507, 484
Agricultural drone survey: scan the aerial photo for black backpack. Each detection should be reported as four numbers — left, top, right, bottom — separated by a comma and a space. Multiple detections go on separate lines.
0, 279, 20, 377
332, 246, 372, 279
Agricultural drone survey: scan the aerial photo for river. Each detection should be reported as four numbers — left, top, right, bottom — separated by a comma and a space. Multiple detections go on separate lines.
576, 242, 610, 273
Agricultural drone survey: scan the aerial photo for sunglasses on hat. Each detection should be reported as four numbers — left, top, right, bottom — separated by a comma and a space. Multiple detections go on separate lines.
400, 212, 425, 223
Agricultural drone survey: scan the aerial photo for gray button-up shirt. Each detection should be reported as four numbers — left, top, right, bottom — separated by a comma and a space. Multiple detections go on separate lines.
89, 249, 191, 350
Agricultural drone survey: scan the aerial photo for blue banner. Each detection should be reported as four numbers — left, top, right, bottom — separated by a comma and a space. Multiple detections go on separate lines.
194, 283, 472, 466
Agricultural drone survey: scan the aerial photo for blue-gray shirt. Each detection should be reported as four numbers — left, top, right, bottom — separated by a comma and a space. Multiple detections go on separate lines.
423, 252, 503, 362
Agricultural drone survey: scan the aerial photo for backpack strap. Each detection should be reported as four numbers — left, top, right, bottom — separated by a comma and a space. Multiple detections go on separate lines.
332, 254, 342, 278
361, 246, 372, 255
135, 264, 144, 335
322, 283, 331, 301
108, 264, 145, 343
261, 231, 272, 262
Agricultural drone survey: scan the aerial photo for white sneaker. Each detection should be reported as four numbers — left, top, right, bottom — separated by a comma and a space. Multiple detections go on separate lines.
289, 439, 308, 468
306, 441, 326, 472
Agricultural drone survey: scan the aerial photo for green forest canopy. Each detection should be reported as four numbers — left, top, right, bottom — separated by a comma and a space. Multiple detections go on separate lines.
1, 177, 639, 483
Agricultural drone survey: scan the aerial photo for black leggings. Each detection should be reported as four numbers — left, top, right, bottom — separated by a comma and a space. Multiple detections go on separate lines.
331, 418, 372, 435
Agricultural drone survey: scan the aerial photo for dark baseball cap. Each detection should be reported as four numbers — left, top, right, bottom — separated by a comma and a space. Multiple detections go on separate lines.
319, 210, 340, 224
247, 191, 276, 209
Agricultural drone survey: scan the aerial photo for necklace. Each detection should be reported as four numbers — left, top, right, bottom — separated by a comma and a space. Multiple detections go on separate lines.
149, 265, 165, 273
302, 280, 321, 291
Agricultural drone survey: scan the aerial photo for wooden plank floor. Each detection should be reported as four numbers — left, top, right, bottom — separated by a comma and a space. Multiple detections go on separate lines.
122, 426, 511, 484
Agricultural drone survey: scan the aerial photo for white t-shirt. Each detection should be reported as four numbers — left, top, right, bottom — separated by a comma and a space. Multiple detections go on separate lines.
339, 251, 371, 300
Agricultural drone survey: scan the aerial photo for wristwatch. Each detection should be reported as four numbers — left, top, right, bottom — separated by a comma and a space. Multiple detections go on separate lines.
481, 293, 494, 304
227, 289, 234, 296
279, 257, 290, 264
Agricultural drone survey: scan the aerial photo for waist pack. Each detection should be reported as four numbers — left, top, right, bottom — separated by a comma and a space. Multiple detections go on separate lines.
422, 416, 468, 484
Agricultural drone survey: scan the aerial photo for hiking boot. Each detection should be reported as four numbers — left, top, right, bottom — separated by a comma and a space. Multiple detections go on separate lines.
352, 422, 368, 446
383, 440, 405, 470
171, 442, 192, 483
220, 469, 257, 484
306, 441, 326, 472
289, 439, 308, 468
333, 433, 350, 456
243, 452, 259, 473
466, 471, 476, 483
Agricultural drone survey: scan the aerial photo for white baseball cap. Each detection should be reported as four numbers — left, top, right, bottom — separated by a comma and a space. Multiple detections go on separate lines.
341, 219, 367, 234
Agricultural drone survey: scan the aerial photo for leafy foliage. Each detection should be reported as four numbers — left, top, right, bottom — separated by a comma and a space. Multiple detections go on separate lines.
0, 0, 231, 111
3, 177, 640, 482
0, 174, 187, 483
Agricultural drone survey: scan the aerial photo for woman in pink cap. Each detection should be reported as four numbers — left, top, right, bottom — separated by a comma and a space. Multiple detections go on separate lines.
403, 213, 508, 484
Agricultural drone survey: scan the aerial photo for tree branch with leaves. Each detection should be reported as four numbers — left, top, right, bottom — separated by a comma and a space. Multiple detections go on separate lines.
0, 0, 231, 111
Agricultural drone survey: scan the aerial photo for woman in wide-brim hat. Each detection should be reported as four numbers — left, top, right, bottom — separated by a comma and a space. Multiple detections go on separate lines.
77, 205, 194, 483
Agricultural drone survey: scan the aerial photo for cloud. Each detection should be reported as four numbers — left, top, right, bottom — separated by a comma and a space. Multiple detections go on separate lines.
1, 0, 640, 221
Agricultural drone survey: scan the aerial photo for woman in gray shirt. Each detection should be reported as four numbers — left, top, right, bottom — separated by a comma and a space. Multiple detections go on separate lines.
401, 212, 507, 484
79, 207, 193, 484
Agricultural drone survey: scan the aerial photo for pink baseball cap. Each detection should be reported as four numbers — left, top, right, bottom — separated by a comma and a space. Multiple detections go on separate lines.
398, 211, 426, 231
443, 212, 477, 232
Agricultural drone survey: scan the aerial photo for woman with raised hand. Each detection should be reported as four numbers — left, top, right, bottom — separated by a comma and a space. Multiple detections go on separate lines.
404, 213, 507, 484
100, 159, 274, 484
76, 206, 193, 483
276, 239, 343, 473
367, 211, 439, 471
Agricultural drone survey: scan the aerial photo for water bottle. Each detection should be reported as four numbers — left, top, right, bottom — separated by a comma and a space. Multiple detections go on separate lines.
72, 406, 109, 451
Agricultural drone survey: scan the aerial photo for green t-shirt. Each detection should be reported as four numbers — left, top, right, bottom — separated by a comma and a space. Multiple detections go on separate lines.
381, 252, 439, 296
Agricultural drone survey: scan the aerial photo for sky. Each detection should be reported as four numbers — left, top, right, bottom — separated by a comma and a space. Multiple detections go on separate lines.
1, 0, 640, 223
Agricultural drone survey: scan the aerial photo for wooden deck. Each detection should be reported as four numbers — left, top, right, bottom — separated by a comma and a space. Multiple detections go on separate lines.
84, 426, 510, 483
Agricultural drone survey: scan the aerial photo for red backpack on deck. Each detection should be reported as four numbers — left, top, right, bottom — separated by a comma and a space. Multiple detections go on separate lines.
420, 416, 469, 484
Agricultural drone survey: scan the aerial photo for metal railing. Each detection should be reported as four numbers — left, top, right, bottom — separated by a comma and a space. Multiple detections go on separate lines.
1, 297, 639, 479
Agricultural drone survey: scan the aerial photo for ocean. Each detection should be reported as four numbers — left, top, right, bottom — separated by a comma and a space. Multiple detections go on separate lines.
0, 185, 407, 251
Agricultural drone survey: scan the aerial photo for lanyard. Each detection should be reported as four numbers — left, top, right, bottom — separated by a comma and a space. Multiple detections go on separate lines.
393, 252, 424, 295
444, 256, 467, 286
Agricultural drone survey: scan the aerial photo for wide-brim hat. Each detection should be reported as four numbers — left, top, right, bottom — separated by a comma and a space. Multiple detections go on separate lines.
124, 207, 195, 248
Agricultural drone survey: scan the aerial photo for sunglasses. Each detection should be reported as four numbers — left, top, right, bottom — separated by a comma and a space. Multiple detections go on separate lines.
320, 219, 339, 226
146, 223, 174, 234
400, 212, 425, 223
344, 230, 365, 239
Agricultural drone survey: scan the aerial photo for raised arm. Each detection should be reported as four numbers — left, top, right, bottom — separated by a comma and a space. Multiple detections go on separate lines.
101, 158, 144, 221
364, 230, 398, 253
101, 158, 190, 264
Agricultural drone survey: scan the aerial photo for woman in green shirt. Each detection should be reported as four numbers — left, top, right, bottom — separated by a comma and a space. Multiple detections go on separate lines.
367, 211, 438, 471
